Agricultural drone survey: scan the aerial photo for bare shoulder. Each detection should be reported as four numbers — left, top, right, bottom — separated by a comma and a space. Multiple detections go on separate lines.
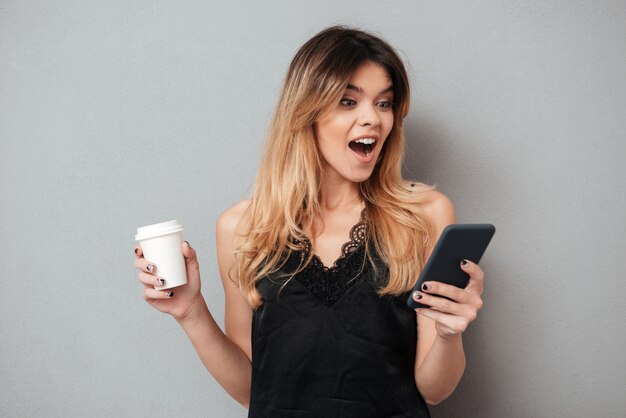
419, 189, 456, 230
215, 200, 252, 290
216, 199, 253, 238
215, 199, 253, 272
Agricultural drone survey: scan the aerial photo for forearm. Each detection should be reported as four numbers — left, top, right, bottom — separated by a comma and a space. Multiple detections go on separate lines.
415, 334, 466, 405
176, 298, 252, 407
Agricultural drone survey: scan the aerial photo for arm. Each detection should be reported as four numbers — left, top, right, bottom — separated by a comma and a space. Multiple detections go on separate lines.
176, 297, 252, 407
177, 201, 254, 407
412, 191, 485, 405
134, 201, 254, 408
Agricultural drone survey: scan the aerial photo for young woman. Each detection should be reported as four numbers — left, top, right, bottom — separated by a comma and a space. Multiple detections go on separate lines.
134, 26, 485, 417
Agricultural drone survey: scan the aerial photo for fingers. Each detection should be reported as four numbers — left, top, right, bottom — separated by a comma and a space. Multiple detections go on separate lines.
143, 286, 175, 301
412, 290, 475, 318
134, 240, 192, 286
411, 259, 485, 315
416, 307, 473, 336
137, 271, 166, 288
413, 280, 483, 313
462, 259, 485, 292
412, 259, 486, 338
419, 280, 469, 304
134, 244, 180, 306
134, 256, 156, 274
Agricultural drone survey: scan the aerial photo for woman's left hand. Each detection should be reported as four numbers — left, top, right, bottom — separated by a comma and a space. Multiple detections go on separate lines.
412, 260, 484, 339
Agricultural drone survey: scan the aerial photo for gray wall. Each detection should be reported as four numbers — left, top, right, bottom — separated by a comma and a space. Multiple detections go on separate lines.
2, 1, 625, 417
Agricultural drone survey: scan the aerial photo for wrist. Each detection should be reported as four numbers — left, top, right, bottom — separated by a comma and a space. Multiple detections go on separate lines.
436, 332, 463, 345
175, 296, 209, 324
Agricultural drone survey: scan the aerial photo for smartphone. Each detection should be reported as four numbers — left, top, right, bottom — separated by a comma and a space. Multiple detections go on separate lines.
406, 223, 496, 309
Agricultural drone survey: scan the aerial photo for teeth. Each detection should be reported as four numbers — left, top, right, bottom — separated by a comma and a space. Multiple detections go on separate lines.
353, 138, 376, 145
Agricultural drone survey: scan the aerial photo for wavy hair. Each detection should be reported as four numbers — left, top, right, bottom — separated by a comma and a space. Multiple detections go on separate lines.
233, 26, 436, 308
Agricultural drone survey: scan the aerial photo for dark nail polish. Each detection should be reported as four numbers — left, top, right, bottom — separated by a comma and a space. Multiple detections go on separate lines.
156, 278, 165, 286
184, 240, 190, 247
413, 291, 422, 300
146, 264, 154, 272
134, 248, 139, 255
461, 259, 469, 267
167, 291, 174, 297
422, 283, 429, 291
410, 183, 415, 187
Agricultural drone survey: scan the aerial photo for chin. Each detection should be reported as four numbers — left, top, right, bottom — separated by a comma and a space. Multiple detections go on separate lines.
346, 167, 376, 184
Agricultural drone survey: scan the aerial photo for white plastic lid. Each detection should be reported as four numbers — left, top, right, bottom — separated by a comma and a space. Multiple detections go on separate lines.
135, 219, 184, 241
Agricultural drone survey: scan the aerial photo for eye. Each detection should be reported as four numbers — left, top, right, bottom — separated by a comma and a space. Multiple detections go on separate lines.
340, 98, 356, 107
376, 100, 394, 110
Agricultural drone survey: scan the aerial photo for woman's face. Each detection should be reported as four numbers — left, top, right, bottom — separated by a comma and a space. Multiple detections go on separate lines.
314, 60, 395, 184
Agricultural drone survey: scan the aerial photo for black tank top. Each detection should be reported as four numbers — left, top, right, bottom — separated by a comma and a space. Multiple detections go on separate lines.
249, 214, 431, 418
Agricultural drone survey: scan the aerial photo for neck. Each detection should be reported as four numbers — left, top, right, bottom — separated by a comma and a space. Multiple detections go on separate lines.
318, 172, 363, 213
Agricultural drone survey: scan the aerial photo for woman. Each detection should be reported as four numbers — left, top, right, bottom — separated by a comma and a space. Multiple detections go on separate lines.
134, 26, 484, 417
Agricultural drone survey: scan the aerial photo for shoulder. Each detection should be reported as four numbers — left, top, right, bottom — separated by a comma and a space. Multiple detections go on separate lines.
215, 200, 253, 281
418, 189, 456, 232
216, 199, 253, 238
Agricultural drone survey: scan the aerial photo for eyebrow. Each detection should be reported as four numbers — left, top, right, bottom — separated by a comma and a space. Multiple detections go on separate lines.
346, 84, 394, 95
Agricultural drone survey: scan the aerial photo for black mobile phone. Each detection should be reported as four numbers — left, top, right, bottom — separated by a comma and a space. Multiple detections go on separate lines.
406, 223, 496, 309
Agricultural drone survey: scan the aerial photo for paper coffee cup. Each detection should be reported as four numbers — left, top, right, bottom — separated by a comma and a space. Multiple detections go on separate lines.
135, 220, 187, 290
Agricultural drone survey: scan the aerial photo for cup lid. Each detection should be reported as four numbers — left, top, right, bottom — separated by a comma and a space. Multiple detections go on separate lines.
135, 219, 183, 241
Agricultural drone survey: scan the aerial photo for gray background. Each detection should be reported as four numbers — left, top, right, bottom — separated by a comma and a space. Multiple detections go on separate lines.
2, 1, 625, 417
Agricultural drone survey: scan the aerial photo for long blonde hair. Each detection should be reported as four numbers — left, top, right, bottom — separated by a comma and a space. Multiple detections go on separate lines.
234, 26, 436, 308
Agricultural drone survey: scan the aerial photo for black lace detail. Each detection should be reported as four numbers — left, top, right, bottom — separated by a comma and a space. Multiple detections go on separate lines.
293, 208, 369, 306
301, 208, 367, 273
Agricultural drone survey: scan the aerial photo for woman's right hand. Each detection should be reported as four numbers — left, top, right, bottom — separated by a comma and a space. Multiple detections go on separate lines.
134, 241, 204, 321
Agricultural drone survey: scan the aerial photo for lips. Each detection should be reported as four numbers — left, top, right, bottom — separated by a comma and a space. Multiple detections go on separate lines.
348, 136, 378, 159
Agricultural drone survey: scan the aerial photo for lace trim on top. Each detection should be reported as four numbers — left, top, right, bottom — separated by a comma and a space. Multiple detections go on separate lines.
282, 208, 369, 306
301, 208, 367, 273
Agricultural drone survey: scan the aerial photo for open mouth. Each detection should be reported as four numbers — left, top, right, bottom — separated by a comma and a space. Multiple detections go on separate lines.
348, 137, 377, 158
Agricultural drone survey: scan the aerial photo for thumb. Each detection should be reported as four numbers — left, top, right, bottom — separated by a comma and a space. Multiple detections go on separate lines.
462, 261, 484, 294
182, 241, 200, 276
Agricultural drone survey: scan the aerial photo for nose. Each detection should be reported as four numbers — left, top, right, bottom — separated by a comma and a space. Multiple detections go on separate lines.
358, 103, 381, 127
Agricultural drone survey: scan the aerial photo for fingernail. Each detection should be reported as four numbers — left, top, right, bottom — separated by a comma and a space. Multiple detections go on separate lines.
134, 247, 139, 255
146, 264, 155, 273
184, 240, 190, 247
167, 291, 174, 297
156, 278, 165, 286
421, 283, 430, 291
413, 291, 422, 300
461, 259, 469, 268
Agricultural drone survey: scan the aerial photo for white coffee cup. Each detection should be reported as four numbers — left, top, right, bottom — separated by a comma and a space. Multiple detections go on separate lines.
135, 220, 187, 290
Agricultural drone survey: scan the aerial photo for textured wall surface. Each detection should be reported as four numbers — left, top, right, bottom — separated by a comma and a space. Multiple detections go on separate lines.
2, 1, 625, 417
